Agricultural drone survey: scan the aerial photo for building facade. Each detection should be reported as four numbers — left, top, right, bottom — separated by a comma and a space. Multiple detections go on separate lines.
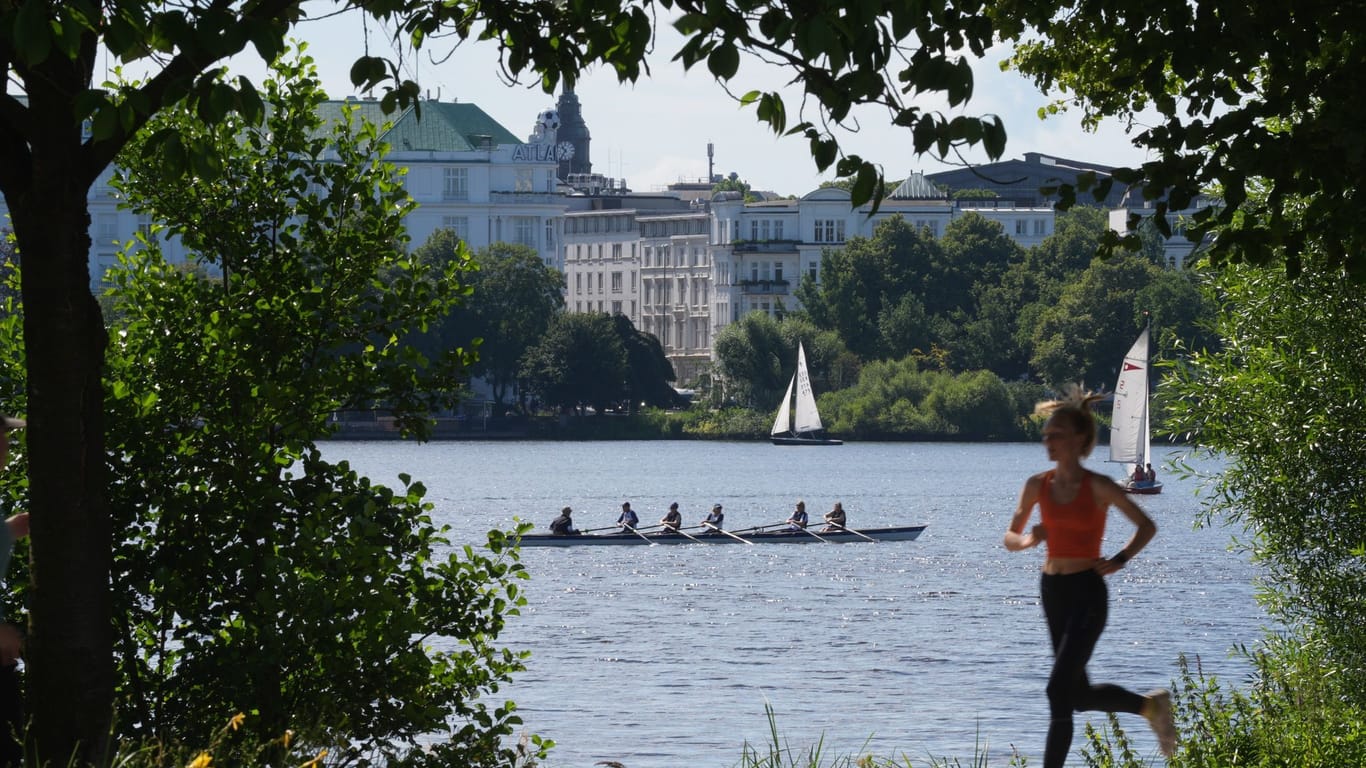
638, 210, 712, 382
3, 98, 574, 286
709, 175, 1055, 334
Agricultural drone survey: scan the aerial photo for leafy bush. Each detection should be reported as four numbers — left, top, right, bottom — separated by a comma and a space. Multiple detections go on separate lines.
820, 358, 1027, 440
85, 54, 541, 766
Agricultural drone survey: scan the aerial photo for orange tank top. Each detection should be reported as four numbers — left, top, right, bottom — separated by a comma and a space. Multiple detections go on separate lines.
1038, 470, 1106, 559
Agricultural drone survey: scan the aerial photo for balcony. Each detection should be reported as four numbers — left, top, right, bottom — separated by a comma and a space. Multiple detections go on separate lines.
737, 279, 791, 295
732, 239, 800, 253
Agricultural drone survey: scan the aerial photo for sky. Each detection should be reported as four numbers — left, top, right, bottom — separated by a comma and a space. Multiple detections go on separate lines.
108, 4, 1154, 198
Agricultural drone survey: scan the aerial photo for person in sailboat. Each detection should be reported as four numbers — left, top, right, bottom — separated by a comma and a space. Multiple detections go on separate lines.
1003, 387, 1177, 767
1131, 464, 1145, 484
617, 502, 640, 532
1145, 463, 1157, 483
821, 502, 847, 532
786, 500, 809, 531
701, 504, 724, 533
659, 502, 683, 533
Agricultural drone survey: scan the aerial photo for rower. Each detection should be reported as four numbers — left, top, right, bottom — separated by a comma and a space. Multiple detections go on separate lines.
702, 503, 724, 533
617, 501, 640, 532
821, 501, 847, 532
550, 506, 580, 536
659, 502, 683, 533
786, 500, 809, 531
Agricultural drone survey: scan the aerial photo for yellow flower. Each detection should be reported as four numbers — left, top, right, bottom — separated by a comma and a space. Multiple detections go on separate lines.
300, 748, 328, 768
228, 713, 246, 732
186, 752, 212, 768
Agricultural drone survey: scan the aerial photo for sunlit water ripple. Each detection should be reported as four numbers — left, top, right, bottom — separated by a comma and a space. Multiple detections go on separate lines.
323, 440, 1264, 768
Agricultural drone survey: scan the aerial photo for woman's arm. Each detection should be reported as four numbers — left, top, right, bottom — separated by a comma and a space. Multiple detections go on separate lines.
1004, 474, 1046, 552
1092, 475, 1157, 575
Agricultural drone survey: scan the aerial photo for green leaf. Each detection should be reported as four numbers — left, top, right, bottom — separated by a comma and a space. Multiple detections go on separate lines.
14, 0, 53, 65
706, 42, 740, 80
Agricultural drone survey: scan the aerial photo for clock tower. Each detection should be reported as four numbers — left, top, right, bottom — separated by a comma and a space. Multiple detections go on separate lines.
555, 86, 592, 179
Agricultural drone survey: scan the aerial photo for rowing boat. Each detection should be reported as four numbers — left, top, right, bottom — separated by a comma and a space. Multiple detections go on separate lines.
516, 525, 926, 547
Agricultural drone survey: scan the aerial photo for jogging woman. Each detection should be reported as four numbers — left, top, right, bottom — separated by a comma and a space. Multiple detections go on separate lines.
1004, 388, 1177, 766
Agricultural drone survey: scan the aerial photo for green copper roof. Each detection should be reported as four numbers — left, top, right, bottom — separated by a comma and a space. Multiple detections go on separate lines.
316, 99, 522, 151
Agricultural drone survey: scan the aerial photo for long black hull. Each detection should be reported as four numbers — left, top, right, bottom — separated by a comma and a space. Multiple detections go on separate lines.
517, 525, 925, 547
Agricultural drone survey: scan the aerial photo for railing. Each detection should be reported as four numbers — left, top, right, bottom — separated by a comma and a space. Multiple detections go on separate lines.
737, 279, 791, 295
732, 240, 800, 252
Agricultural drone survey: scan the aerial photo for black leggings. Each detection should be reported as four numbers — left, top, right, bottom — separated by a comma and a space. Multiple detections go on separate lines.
1040, 570, 1145, 768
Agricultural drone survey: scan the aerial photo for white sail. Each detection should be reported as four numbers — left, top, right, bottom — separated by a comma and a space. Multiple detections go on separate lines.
1109, 327, 1150, 466
793, 342, 825, 434
771, 375, 796, 437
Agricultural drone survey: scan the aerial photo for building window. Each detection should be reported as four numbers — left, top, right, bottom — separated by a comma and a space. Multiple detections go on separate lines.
97, 213, 118, 242
1016, 219, 1027, 235
513, 216, 537, 247
442, 216, 470, 242
443, 168, 468, 201
815, 219, 845, 242
774, 220, 784, 240
576, 273, 583, 293
808, 260, 818, 280
1033, 219, 1046, 236
546, 219, 555, 248
612, 243, 623, 260
750, 220, 759, 241
515, 169, 534, 192
612, 300, 622, 314
597, 273, 604, 293
611, 272, 623, 293
761, 219, 771, 241
774, 262, 784, 282
751, 262, 759, 282
677, 277, 687, 304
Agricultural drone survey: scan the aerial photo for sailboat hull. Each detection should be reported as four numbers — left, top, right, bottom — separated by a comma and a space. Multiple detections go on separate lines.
1123, 480, 1164, 495
771, 435, 844, 446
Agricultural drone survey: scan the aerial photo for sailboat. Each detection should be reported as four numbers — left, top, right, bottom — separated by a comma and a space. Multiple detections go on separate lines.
770, 342, 842, 446
1108, 326, 1163, 494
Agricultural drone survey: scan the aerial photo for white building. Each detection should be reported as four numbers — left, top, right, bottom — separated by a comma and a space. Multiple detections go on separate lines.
1107, 195, 1216, 269
3, 98, 573, 285
319, 99, 569, 268
710, 174, 1055, 332
639, 210, 712, 381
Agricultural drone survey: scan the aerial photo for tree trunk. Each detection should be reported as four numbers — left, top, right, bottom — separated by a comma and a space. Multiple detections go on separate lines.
9, 113, 114, 768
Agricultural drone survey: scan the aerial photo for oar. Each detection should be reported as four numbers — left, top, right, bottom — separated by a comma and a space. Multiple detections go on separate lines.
793, 525, 833, 544
828, 522, 877, 543
667, 525, 708, 544
703, 522, 754, 545
727, 521, 787, 536
583, 521, 658, 534
622, 524, 657, 545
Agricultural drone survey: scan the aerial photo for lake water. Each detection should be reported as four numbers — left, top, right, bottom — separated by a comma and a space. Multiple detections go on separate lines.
321, 440, 1264, 768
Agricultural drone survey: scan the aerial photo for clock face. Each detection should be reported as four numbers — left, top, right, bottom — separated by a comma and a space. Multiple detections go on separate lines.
557, 141, 576, 160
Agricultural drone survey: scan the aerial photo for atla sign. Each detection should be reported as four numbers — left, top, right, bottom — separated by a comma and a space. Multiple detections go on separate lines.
512, 140, 575, 163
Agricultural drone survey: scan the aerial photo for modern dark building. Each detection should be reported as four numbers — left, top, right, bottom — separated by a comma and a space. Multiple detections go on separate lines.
925, 152, 1127, 208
